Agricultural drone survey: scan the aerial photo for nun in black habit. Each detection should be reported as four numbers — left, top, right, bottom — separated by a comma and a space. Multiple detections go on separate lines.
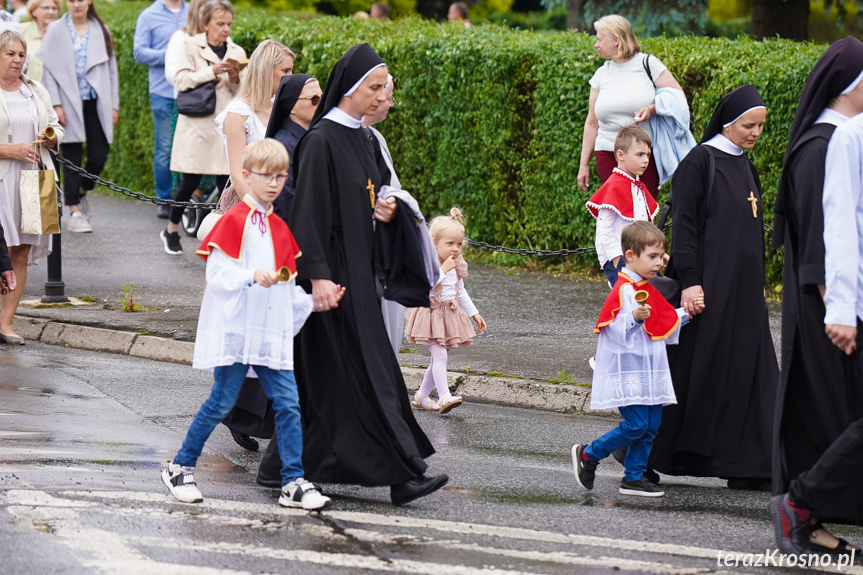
649, 85, 779, 488
288, 44, 447, 505
772, 38, 863, 540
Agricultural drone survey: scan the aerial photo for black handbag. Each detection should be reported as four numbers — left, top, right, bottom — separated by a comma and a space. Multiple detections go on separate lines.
177, 81, 216, 117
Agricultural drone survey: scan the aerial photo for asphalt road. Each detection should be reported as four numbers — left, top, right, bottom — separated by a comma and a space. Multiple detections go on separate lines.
2, 342, 853, 575
19, 192, 783, 384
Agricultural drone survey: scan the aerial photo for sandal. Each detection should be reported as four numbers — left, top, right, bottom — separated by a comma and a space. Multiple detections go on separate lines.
0, 333, 24, 346
438, 393, 463, 415
811, 522, 860, 555
410, 394, 439, 411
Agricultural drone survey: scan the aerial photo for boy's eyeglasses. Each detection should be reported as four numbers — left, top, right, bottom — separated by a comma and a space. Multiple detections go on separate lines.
298, 95, 321, 106
250, 171, 288, 185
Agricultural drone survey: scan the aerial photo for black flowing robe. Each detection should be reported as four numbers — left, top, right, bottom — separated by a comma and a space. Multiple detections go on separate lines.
773, 123, 863, 523
650, 144, 779, 478
289, 119, 434, 486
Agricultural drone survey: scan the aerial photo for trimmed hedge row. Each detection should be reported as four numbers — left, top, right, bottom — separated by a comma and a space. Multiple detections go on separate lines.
101, 2, 825, 282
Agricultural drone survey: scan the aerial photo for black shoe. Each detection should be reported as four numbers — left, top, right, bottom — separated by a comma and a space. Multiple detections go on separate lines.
390, 474, 448, 506
770, 494, 813, 555
619, 477, 665, 497
612, 446, 627, 465
571, 444, 599, 490
644, 468, 661, 484
728, 478, 771, 491
229, 429, 259, 451
256, 437, 282, 488
160, 229, 183, 256
156, 203, 171, 219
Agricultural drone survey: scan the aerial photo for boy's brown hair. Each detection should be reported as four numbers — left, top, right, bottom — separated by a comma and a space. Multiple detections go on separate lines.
614, 125, 652, 155
243, 138, 290, 173
621, 220, 666, 255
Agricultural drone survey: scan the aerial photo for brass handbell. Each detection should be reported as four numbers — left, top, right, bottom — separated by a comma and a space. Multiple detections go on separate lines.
633, 290, 649, 305
277, 267, 292, 283
43, 125, 56, 140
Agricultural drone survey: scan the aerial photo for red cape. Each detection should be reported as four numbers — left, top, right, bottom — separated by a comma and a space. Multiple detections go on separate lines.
586, 169, 659, 221
594, 270, 680, 341
196, 196, 302, 280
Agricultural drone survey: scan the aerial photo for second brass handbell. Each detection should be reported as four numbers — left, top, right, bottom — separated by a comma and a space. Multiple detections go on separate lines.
277, 267, 292, 283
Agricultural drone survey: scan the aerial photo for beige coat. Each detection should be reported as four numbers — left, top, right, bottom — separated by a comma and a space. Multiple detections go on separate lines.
170, 34, 245, 175
0, 75, 64, 182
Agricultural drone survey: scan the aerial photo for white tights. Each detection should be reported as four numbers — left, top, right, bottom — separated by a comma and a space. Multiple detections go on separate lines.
418, 344, 450, 398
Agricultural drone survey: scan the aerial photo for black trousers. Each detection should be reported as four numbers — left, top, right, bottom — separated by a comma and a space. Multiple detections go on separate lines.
60, 99, 110, 207
169, 173, 228, 225
789, 341, 863, 511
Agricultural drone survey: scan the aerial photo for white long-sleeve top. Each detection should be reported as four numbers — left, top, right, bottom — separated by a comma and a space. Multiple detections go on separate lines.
193, 198, 314, 371
590, 271, 686, 410
594, 184, 651, 266
434, 267, 479, 318
823, 112, 863, 327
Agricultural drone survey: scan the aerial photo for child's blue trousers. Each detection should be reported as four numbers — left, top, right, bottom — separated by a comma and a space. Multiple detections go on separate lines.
584, 404, 662, 481
175, 363, 303, 486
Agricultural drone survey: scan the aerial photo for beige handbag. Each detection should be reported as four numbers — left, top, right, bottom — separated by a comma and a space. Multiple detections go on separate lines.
19, 146, 59, 235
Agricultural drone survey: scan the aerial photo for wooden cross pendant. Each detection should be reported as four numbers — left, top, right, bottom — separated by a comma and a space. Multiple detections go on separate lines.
366, 178, 375, 208
747, 192, 758, 218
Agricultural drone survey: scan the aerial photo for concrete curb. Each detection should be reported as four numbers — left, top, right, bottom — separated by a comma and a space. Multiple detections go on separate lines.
12, 315, 611, 417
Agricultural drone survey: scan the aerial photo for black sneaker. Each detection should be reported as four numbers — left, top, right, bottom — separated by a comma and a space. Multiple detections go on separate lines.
619, 477, 665, 497
572, 444, 598, 490
161, 229, 183, 256
770, 494, 813, 556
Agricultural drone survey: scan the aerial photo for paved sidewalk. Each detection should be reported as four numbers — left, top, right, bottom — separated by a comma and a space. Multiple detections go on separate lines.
12, 192, 783, 415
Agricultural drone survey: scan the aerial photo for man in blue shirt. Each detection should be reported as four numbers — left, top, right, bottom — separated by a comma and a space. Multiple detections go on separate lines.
134, 0, 188, 219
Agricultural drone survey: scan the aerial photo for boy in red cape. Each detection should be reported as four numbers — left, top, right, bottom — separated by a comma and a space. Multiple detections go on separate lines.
573, 221, 696, 497
586, 125, 659, 288
161, 139, 344, 510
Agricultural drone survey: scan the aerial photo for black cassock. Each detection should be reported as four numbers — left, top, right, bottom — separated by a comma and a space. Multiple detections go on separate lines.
289, 119, 434, 486
650, 144, 778, 478
772, 123, 863, 523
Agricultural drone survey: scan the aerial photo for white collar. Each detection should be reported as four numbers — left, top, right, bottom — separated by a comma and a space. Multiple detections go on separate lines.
704, 134, 744, 156
248, 196, 267, 212
623, 268, 643, 281
815, 107, 851, 127
324, 106, 364, 129
612, 167, 640, 182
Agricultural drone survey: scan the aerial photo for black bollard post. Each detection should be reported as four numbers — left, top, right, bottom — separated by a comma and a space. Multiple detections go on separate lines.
42, 229, 68, 303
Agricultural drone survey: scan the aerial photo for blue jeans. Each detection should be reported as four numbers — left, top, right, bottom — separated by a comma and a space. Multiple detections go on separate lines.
603, 257, 626, 287
175, 364, 304, 485
584, 404, 662, 481
150, 94, 174, 200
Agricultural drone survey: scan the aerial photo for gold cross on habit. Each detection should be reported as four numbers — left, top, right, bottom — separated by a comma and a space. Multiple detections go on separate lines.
748, 192, 758, 218
366, 179, 375, 208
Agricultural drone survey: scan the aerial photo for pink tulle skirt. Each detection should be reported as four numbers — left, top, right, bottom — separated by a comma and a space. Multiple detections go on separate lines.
404, 299, 475, 349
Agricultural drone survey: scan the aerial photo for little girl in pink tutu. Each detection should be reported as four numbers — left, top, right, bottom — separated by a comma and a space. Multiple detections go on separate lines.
404, 207, 487, 414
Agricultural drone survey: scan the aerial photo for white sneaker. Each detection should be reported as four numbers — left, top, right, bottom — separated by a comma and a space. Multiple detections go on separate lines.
161, 462, 203, 503
77, 195, 90, 221
279, 478, 330, 510
67, 210, 93, 233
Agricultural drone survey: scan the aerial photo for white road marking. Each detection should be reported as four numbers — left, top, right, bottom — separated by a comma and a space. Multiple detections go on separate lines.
0, 447, 80, 455
11, 489, 854, 575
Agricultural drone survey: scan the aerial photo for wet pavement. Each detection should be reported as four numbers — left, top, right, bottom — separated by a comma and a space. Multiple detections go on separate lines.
18, 192, 783, 384
1, 342, 850, 574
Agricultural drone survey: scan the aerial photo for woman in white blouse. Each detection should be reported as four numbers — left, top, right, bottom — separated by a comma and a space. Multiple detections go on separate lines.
216, 39, 294, 201
577, 14, 685, 200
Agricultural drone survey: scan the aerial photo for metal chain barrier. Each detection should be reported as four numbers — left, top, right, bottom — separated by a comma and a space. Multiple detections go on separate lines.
50, 151, 775, 256
50, 151, 219, 210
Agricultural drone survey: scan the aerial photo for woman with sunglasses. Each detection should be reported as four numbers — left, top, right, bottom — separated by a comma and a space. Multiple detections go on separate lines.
265, 73, 321, 223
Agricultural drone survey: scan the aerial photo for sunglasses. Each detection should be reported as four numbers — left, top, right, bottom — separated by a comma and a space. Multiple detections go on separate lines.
298, 95, 321, 106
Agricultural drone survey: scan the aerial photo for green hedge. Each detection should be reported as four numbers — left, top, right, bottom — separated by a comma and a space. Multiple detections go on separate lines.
101, 2, 825, 283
